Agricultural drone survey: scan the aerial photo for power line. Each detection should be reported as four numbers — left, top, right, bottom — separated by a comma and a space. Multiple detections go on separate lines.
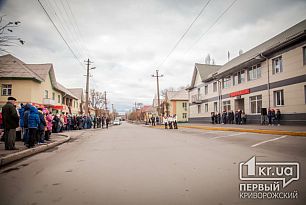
158, 0, 213, 68
186, 0, 239, 54
37, 0, 85, 69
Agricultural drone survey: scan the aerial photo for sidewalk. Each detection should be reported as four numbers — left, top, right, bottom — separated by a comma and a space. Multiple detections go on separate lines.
148, 122, 306, 137
0, 133, 71, 167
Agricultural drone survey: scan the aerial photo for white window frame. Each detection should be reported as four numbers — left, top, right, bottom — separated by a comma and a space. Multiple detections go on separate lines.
182, 113, 187, 119
197, 105, 201, 114
248, 64, 261, 81
222, 100, 231, 111
274, 90, 284, 106
1, 84, 12, 96
233, 70, 245, 86
58, 94, 61, 103
213, 82, 217, 92
272, 56, 283, 74
204, 103, 208, 112
249, 95, 262, 114
222, 76, 231, 89
204, 85, 208, 95
213, 102, 218, 112
44, 90, 49, 99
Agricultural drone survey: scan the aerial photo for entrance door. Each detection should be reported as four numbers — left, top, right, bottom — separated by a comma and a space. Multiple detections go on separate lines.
235, 98, 245, 111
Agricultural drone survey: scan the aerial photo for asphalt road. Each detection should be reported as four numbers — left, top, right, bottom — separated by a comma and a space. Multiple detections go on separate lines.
0, 122, 305, 205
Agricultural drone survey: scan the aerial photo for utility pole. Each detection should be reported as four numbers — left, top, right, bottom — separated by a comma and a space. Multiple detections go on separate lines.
152, 70, 163, 116
104, 91, 108, 113
84, 59, 95, 115
135, 102, 137, 111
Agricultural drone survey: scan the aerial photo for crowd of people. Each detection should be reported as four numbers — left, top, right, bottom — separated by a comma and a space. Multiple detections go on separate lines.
211, 110, 247, 125
0, 97, 111, 150
163, 115, 178, 129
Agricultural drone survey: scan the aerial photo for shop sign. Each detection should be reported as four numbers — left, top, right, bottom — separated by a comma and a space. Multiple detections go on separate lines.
230, 89, 250, 97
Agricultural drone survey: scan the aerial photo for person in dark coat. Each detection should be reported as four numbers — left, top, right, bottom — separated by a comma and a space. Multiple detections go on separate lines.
275, 109, 281, 126
106, 117, 110, 129
222, 111, 227, 124
267, 109, 273, 125
2, 97, 19, 150
28, 106, 40, 148
23, 103, 32, 146
37, 108, 47, 144
211, 112, 215, 124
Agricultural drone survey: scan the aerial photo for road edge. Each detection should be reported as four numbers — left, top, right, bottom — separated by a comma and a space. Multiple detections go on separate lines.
0, 134, 71, 167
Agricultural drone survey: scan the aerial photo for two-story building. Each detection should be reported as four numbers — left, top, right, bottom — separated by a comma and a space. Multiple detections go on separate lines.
0, 54, 83, 114
188, 19, 306, 125
165, 90, 189, 122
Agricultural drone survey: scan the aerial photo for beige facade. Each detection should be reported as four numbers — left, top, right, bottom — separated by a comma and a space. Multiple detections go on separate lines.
188, 19, 306, 125
164, 90, 188, 122
0, 54, 84, 115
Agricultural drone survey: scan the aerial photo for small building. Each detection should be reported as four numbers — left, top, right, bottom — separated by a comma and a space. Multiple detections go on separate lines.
165, 90, 189, 122
0, 54, 82, 114
187, 19, 306, 125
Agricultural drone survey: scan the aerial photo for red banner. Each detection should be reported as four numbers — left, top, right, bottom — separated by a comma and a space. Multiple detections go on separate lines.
230, 89, 250, 97
52, 105, 64, 110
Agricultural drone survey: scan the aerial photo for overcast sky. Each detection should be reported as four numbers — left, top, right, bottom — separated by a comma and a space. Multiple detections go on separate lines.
1, 0, 306, 112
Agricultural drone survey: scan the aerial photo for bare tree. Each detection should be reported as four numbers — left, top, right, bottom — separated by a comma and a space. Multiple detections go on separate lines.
0, 16, 24, 53
161, 87, 175, 97
90, 89, 105, 109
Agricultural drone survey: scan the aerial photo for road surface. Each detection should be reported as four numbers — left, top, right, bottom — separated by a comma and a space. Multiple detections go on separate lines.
0, 122, 305, 205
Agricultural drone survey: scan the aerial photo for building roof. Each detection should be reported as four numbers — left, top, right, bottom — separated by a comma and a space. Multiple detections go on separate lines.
56, 83, 78, 99
215, 19, 306, 76
189, 63, 222, 89
69, 88, 84, 101
0, 54, 79, 100
141, 105, 153, 112
0, 54, 44, 82
166, 90, 188, 101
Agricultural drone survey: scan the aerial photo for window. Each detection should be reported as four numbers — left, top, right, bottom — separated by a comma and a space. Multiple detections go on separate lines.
303, 47, 306, 65
222, 76, 231, 88
274, 90, 284, 106
248, 64, 261, 81
204, 103, 208, 112
197, 105, 201, 114
182, 113, 187, 119
44, 90, 48, 98
213, 102, 218, 112
182, 102, 187, 111
233, 70, 245, 85
272, 56, 283, 74
223, 100, 231, 111
197, 88, 201, 96
52, 92, 55, 100
1, 84, 12, 96
250, 95, 262, 114
213, 82, 217, 92
58, 95, 61, 103
204, 85, 208, 95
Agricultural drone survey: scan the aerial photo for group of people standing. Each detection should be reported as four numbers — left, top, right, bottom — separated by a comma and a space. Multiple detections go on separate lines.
261, 108, 281, 126
211, 110, 247, 125
0, 96, 112, 150
163, 115, 178, 129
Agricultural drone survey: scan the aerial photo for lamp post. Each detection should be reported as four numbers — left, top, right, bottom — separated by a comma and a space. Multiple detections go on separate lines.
152, 70, 163, 116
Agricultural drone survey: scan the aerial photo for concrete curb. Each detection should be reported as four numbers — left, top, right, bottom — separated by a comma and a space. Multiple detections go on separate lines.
149, 125, 306, 137
0, 134, 71, 167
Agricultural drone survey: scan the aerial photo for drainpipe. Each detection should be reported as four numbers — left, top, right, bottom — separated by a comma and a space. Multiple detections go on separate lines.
260, 53, 271, 109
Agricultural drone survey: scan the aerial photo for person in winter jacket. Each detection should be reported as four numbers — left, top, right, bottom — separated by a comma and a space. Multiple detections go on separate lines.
2, 97, 19, 150
37, 108, 47, 144
28, 106, 40, 148
23, 103, 32, 145
18, 104, 25, 136
45, 111, 53, 141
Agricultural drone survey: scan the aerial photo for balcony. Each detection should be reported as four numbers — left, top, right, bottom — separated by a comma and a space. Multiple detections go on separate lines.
191, 94, 203, 104
43, 98, 55, 106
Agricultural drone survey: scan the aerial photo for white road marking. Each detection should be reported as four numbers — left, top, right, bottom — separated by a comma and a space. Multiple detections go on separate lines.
211, 132, 245, 139
205, 130, 226, 134
251, 135, 287, 148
